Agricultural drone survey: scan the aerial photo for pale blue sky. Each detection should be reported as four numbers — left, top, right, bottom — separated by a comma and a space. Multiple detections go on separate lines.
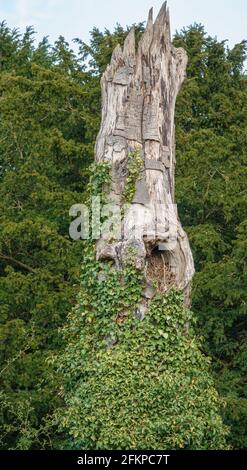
0, 0, 246, 49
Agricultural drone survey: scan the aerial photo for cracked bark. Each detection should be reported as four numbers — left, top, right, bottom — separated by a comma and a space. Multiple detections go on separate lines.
95, 2, 194, 305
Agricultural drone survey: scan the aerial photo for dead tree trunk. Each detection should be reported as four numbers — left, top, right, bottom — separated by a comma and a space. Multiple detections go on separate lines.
95, 2, 194, 305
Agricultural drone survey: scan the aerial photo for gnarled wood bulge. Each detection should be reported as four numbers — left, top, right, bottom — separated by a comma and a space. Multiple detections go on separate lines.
95, 2, 195, 305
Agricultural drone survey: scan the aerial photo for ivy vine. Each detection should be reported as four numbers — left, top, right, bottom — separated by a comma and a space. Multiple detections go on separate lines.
123, 149, 143, 203
54, 244, 228, 450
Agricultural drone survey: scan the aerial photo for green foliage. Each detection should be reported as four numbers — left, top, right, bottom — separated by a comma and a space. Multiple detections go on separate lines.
0, 24, 99, 449
123, 150, 143, 203
174, 25, 247, 448
0, 18, 246, 450
76, 23, 145, 75
87, 162, 111, 198
55, 254, 227, 449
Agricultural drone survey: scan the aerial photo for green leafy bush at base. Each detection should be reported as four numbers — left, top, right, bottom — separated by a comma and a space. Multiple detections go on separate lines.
55, 248, 228, 450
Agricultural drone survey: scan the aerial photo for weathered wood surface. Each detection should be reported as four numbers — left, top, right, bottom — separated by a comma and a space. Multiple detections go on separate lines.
95, 2, 195, 304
